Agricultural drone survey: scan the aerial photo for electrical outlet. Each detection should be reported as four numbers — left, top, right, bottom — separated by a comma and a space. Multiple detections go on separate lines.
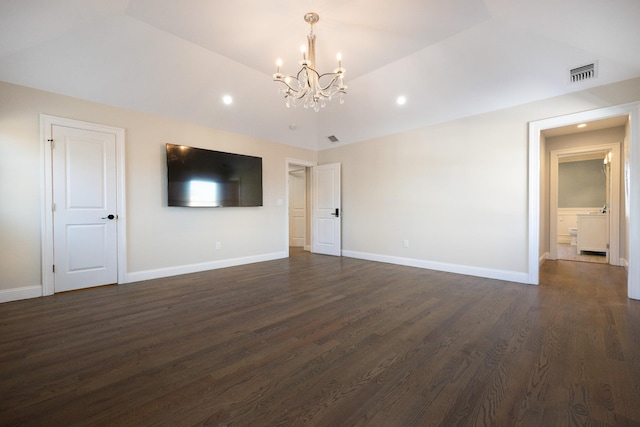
215, 242, 222, 250
403, 239, 409, 248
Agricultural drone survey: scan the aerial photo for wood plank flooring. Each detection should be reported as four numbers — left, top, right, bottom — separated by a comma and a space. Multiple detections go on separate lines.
1, 249, 638, 426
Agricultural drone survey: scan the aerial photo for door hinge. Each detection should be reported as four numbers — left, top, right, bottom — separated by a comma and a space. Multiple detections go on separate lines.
52, 265, 55, 273
47, 138, 54, 149
52, 203, 56, 212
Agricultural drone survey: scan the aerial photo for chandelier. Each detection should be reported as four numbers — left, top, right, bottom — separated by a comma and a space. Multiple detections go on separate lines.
273, 12, 346, 112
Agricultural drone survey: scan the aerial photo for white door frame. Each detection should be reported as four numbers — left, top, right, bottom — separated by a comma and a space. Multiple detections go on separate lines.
549, 143, 621, 264
285, 158, 316, 257
528, 102, 640, 300
40, 115, 127, 296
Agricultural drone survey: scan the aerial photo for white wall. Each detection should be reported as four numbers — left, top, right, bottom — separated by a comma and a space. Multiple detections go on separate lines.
539, 133, 549, 265
319, 77, 640, 283
623, 122, 631, 268
0, 81, 316, 301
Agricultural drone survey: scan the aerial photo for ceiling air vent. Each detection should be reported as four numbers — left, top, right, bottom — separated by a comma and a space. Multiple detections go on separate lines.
570, 62, 597, 83
327, 135, 339, 143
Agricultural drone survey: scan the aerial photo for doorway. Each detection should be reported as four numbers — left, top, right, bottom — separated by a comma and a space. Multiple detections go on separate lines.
288, 165, 308, 249
285, 159, 343, 258
285, 159, 314, 257
528, 102, 640, 300
41, 115, 126, 295
549, 143, 621, 265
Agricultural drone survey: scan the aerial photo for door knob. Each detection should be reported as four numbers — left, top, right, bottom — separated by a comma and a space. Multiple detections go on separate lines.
101, 214, 116, 220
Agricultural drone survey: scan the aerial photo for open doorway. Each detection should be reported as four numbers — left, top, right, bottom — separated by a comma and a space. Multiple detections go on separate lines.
285, 159, 315, 257
285, 159, 343, 258
288, 166, 309, 249
528, 102, 640, 300
548, 140, 622, 265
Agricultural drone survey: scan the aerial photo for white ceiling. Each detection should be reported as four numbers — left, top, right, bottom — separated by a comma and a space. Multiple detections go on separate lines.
1, 0, 639, 150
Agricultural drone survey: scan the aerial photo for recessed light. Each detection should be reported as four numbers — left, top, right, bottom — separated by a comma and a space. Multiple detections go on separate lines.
396, 96, 407, 106
577, 123, 587, 128
222, 95, 233, 105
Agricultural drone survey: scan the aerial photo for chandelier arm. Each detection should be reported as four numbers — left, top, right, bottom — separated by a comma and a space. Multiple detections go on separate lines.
296, 66, 311, 84
289, 85, 310, 100
316, 73, 345, 93
273, 78, 301, 94
303, 66, 321, 80
273, 78, 314, 101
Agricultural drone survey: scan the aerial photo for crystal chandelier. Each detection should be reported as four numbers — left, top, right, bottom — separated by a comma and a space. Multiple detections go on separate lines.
273, 12, 346, 112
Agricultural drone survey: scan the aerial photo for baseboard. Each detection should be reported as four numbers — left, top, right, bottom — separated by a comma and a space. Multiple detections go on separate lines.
540, 252, 549, 265
0, 285, 42, 303
342, 250, 530, 284
124, 251, 288, 284
621, 258, 629, 271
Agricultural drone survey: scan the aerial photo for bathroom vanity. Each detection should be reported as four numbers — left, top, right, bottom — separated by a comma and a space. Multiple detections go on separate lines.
577, 213, 607, 254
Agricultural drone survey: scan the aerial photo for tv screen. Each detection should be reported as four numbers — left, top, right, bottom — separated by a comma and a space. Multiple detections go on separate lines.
166, 143, 263, 207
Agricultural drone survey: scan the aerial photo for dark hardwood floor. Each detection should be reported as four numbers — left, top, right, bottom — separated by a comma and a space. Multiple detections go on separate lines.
1, 249, 638, 426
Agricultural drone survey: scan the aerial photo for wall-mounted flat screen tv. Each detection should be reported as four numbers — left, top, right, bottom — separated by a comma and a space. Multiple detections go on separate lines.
166, 143, 263, 207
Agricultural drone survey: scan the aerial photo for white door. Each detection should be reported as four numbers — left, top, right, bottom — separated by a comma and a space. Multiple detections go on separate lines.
312, 163, 341, 256
289, 169, 306, 247
52, 125, 119, 292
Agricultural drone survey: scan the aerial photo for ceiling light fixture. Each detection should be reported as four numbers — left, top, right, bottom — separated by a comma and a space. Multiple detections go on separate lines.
273, 12, 346, 112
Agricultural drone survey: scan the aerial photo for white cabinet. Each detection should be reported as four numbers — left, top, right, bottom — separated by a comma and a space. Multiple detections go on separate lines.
577, 214, 607, 254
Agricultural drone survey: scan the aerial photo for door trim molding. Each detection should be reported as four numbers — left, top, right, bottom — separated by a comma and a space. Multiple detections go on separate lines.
40, 115, 127, 296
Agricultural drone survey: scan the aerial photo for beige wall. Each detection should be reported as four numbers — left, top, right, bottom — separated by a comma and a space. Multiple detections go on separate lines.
319, 77, 640, 280
0, 81, 316, 299
2, 76, 640, 301
547, 127, 625, 151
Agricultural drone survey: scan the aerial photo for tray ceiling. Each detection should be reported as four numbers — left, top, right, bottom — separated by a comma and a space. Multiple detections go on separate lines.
1, 0, 639, 149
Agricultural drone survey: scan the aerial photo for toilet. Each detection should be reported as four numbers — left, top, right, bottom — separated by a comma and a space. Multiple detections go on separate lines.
568, 228, 578, 246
